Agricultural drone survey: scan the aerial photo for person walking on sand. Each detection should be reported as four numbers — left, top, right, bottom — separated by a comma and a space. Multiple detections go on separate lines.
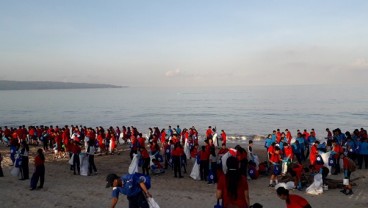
276, 187, 311, 208
216, 156, 250, 208
30, 149, 45, 190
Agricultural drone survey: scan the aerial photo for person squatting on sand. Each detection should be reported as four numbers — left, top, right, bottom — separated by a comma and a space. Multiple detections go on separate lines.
107, 173, 152, 208
277, 187, 311, 208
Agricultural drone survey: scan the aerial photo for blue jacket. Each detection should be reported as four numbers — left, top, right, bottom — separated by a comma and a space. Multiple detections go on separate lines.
359, 141, 368, 155
296, 137, 305, 150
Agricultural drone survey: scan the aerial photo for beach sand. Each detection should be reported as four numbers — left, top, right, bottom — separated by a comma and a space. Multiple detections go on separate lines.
0, 143, 367, 208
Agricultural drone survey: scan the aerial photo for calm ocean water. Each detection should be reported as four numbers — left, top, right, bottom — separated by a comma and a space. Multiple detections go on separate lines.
1, 85, 368, 139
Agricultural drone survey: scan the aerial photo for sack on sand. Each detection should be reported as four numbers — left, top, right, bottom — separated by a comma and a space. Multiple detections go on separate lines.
190, 162, 200, 180
306, 173, 323, 195
129, 154, 139, 174
147, 197, 160, 208
10, 167, 19, 177
80, 153, 89, 176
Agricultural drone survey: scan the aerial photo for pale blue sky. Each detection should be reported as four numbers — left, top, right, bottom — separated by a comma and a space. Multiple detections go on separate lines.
1, 0, 368, 87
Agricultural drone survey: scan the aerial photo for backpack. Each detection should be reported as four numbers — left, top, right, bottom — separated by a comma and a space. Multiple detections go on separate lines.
347, 158, 357, 172
120, 173, 151, 197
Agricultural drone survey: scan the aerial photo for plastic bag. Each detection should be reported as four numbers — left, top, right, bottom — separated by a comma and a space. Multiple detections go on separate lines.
128, 154, 139, 174
68, 154, 74, 165
147, 197, 160, 208
306, 173, 323, 195
10, 167, 19, 176
79, 153, 89, 176
184, 140, 190, 159
190, 162, 200, 180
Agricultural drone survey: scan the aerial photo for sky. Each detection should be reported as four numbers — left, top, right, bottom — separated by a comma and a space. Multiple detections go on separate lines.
1, 0, 368, 87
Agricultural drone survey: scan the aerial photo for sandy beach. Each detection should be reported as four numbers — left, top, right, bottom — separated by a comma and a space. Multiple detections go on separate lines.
0, 142, 367, 208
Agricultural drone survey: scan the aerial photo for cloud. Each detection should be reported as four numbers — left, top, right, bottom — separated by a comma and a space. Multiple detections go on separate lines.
165, 69, 181, 77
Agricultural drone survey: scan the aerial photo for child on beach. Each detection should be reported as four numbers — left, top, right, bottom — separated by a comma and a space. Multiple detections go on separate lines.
269, 146, 281, 187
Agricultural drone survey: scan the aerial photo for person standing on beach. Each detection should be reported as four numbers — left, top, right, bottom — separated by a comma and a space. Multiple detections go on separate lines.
71, 140, 81, 175
19, 141, 29, 180
269, 146, 281, 187
276, 187, 311, 208
221, 130, 227, 146
199, 145, 210, 181
357, 138, 368, 169
87, 139, 98, 176
216, 156, 250, 208
172, 142, 184, 178
30, 149, 45, 190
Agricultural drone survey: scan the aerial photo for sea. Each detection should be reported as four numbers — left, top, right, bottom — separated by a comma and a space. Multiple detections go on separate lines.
1, 85, 368, 142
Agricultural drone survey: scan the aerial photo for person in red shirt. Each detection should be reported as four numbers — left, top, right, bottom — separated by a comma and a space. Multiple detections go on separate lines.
332, 140, 343, 175
284, 143, 294, 162
340, 154, 353, 195
71, 141, 81, 175
285, 129, 292, 144
30, 149, 45, 190
160, 129, 166, 146
139, 146, 150, 176
221, 130, 227, 146
199, 145, 210, 181
206, 126, 213, 140
171, 142, 184, 178
276, 129, 282, 144
216, 156, 250, 208
309, 141, 319, 166
277, 187, 311, 208
269, 146, 281, 187
137, 134, 146, 148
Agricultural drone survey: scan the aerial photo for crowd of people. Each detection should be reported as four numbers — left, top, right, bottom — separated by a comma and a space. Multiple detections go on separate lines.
264, 127, 368, 197
1, 124, 368, 207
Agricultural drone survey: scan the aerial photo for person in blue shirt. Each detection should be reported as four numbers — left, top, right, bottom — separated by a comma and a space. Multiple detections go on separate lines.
108, 174, 152, 208
345, 132, 356, 161
296, 133, 305, 162
358, 138, 368, 169
271, 131, 277, 144
334, 128, 346, 146
265, 134, 273, 150
176, 125, 181, 136
292, 140, 302, 164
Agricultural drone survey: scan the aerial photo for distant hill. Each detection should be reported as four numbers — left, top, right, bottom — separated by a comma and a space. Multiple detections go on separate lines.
0, 80, 125, 90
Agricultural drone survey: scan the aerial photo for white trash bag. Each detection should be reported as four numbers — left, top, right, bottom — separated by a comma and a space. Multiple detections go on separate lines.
190, 162, 201, 180
147, 197, 160, 208
306, 173, 323, 195
79, 153, 89, 176
128, 154, 139, 174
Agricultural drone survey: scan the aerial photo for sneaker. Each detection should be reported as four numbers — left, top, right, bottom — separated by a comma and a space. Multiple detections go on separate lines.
345, 190, 353, 195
